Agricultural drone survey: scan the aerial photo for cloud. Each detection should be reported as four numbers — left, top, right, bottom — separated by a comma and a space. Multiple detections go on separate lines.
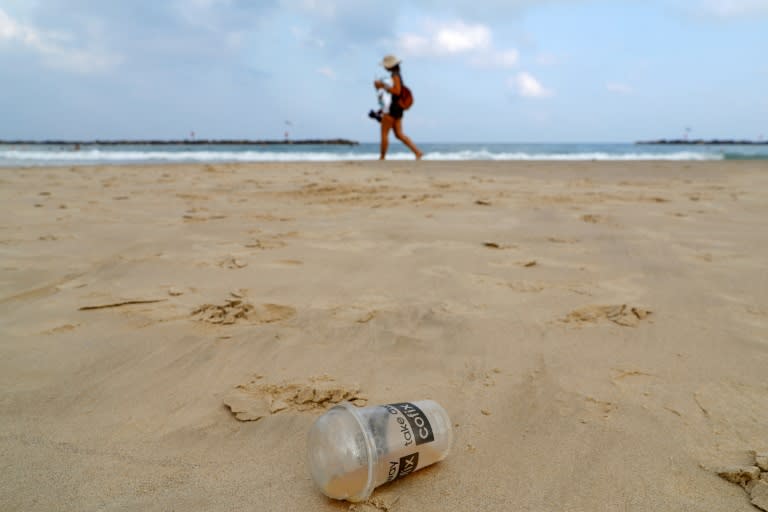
507, 71, 553, 98
606, 82, 633, 94
8, 1, 280, 68
0, 8, 119, 73
399, 20, 491, 56
434, 21, 491, 53
397, 19, 519, 70
696, 0, 768, 18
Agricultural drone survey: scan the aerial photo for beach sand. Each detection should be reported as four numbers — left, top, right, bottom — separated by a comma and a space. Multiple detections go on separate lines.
1, 160, 767, 511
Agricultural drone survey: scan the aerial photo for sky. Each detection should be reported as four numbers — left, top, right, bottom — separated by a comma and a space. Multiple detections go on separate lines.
1, 0, 767, 143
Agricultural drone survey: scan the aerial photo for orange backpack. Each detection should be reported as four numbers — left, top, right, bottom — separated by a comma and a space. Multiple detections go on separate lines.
398, 85, 414, 110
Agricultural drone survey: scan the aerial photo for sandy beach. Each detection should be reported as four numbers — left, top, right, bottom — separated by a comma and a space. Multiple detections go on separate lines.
1, 160, 767, 511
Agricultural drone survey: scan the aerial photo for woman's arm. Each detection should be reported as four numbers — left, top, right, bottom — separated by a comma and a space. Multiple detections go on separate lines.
388, 74, 401, 95
374, 75, 401, 95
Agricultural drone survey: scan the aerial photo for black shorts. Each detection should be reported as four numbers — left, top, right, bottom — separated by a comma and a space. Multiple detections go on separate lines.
388, 101, 404, 120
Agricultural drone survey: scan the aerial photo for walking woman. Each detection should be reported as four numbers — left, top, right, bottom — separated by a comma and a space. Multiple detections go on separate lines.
374, 55, 423, 160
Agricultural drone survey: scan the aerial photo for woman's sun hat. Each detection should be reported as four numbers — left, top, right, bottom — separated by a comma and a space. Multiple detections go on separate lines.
381, 55, 401, 69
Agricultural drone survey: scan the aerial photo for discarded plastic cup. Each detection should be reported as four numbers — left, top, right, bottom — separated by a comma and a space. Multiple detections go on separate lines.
307, 400, 452, 502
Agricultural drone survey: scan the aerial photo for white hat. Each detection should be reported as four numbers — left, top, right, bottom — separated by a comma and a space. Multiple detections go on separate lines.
381, 55, 401, 69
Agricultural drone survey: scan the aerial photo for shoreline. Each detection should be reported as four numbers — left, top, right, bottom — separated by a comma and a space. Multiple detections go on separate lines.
0, 138, 359, 146
636, 139, 768, 145
3, 142, 767, 168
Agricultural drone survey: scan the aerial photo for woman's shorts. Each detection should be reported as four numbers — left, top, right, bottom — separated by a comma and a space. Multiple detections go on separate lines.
388, 102, 404, 120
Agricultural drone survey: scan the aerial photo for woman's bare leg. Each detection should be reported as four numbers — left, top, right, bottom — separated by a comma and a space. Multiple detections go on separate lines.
380, 115, 395, 160
393, 118, 423, 159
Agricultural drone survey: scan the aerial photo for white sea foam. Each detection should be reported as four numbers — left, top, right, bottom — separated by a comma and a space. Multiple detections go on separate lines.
0, 147, 725, 165
419, 151, 721, 161
0, 149, 367, 162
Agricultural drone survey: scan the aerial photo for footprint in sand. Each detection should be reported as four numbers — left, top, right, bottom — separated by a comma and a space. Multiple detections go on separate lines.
504, 280, 545, 293
40, 323, 80, 335
454, 364, 506, 419
218, 256, 248, 269
547, 236, 579, 244
243, 238, 287, 250
223, 375, 367, 421
746, 305, 768, 319
464, 364, 503, 389
580, 214, 610, 224
330, 305, 381, 324
182, 209, 227, 222
245, 213, 294, 222
583, 395, 618, 420
609, 368, 664, 409
483, 241, 518, 250
562, 304, 652, 327
191, 294, 295, 325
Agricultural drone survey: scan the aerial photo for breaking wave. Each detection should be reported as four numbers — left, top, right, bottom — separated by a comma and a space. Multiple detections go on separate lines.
0, 146, 731, 166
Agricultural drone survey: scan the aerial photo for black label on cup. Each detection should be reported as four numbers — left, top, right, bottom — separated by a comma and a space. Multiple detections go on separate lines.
387, 452, 420, 482
387, 402, 435, 445
396, 452, 419, 480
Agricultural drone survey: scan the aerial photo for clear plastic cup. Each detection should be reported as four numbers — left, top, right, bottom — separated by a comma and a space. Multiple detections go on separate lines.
307, 400, 452, 502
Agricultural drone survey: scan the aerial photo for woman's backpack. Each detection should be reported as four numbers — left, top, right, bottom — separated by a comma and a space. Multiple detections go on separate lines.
398, 85, 414, 110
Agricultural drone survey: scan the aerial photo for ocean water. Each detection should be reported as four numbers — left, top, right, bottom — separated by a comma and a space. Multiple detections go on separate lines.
1, 142, 767, 166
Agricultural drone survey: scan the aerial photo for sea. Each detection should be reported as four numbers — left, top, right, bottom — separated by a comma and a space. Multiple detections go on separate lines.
2, 142, 767, 167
